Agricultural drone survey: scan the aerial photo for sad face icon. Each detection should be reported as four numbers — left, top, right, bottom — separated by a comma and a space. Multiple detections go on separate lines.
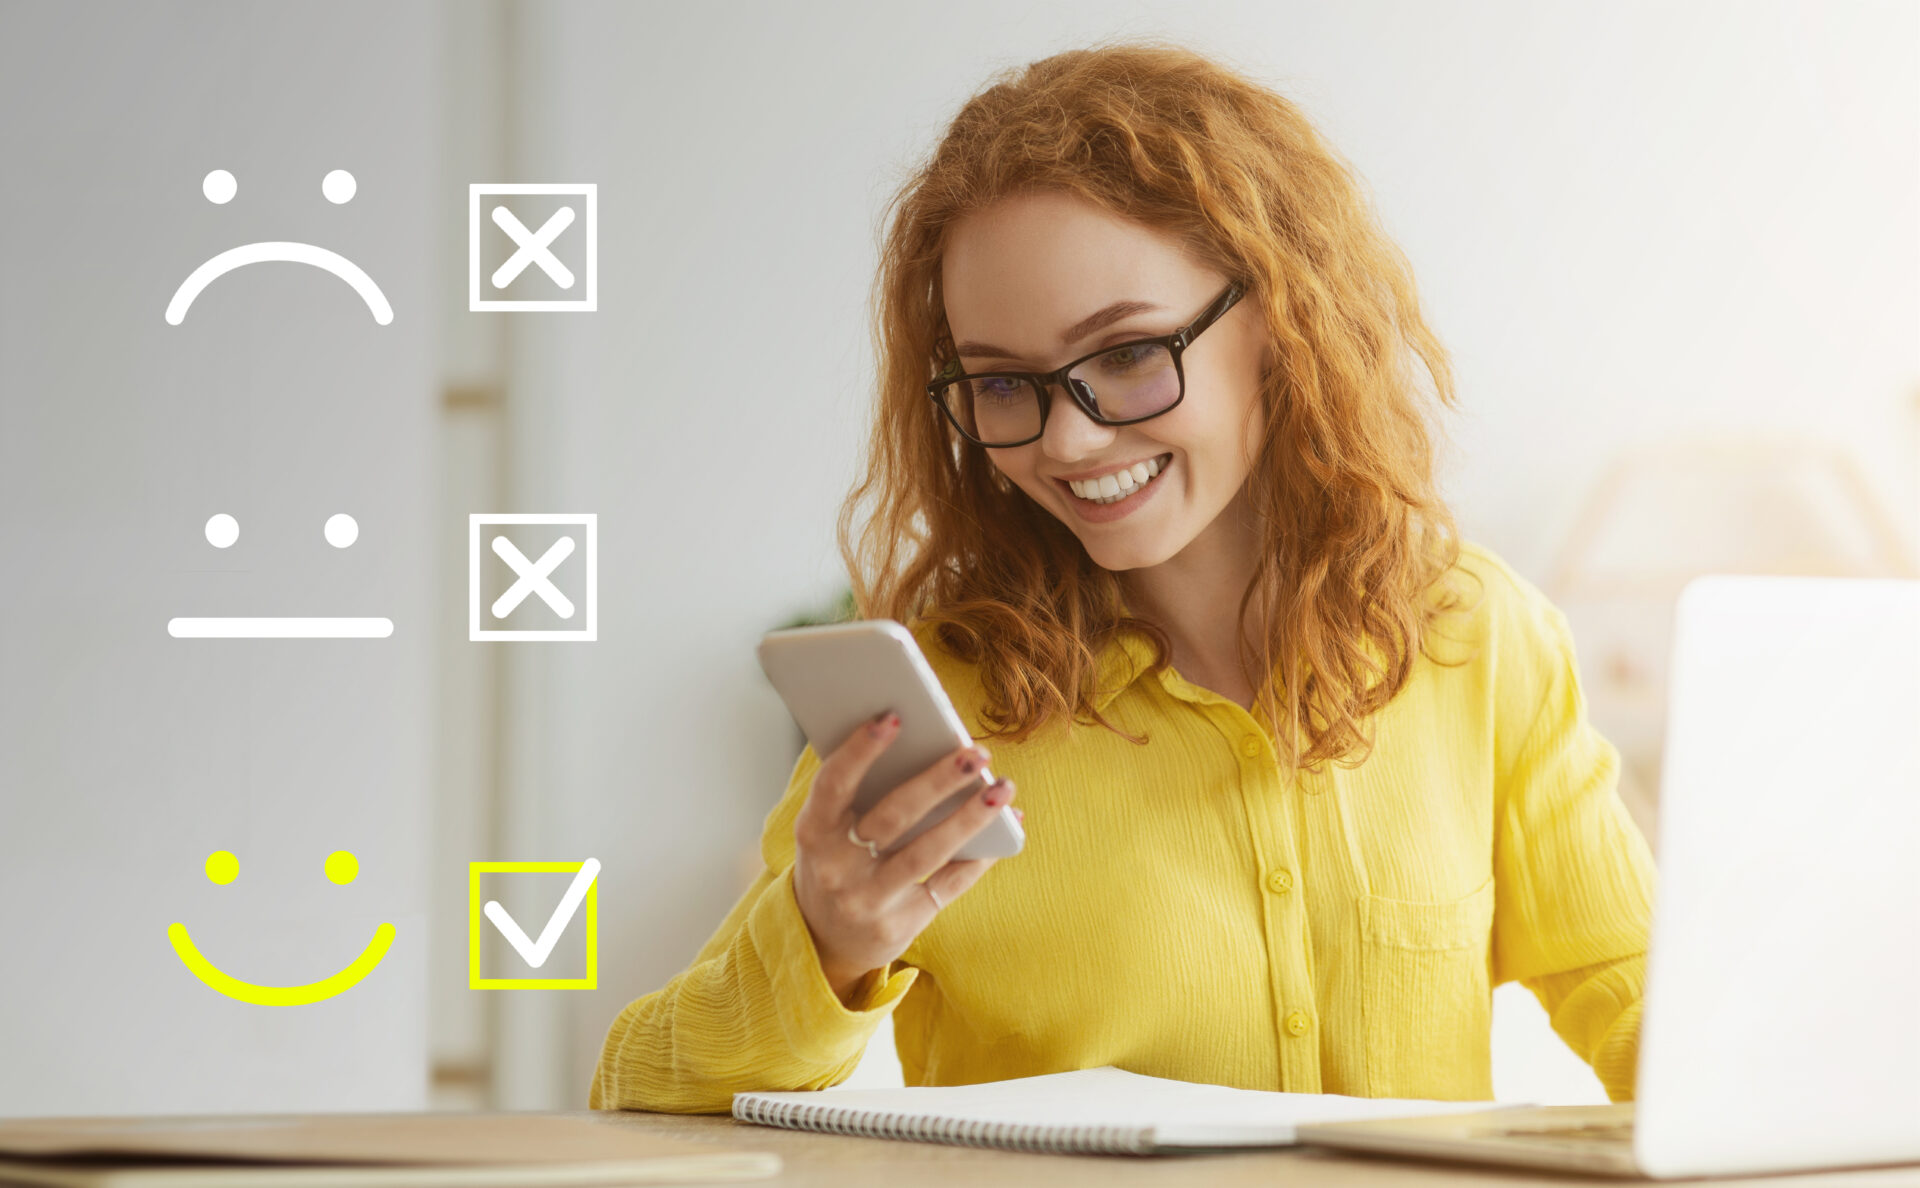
165, 168, 392, 325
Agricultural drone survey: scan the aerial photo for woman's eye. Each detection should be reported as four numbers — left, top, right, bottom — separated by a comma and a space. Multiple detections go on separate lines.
1101, 343, 1163, 370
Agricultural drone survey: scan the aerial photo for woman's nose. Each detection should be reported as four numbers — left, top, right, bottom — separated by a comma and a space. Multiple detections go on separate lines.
1038, 380, 1116, 460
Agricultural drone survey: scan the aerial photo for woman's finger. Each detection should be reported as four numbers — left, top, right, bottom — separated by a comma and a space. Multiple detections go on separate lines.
796, 710, 900, 842
913, 856, 996, 914
854, 742, 990, 853
876, 776, 1014, 897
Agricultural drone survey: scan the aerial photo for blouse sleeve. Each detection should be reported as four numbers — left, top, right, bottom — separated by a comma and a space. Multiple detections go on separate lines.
1490, 588, 1659, 1103
589, 744, 919, 1113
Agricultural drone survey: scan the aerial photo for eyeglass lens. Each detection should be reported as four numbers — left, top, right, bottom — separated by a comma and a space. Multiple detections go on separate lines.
938, 340, 1180, 445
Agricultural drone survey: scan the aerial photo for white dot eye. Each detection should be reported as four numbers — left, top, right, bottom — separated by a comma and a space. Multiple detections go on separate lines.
324, 513, 359, 548
202, 170, 237, 204
204, 513, 239, 548
321, 169, 356, 204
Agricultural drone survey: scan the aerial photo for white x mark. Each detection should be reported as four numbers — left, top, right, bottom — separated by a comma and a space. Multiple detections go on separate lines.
491, 535, 576, 619
490, 205, 577, 290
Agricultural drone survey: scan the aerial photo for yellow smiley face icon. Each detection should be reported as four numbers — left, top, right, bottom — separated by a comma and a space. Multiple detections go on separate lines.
168, 850, 395, 1006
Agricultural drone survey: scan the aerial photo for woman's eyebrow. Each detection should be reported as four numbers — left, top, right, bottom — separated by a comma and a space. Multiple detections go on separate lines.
955, 299, 1164, 360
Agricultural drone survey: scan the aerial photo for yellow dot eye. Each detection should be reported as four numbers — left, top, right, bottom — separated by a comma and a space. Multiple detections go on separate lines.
204, 850, 239, 885
324, 850, 359, 885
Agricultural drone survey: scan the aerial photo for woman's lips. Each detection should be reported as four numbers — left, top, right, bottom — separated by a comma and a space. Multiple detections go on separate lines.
1056, 454, 1171, 524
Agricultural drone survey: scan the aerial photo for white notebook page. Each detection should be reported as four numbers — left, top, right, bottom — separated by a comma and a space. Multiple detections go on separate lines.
734, 1066, 1520, 1149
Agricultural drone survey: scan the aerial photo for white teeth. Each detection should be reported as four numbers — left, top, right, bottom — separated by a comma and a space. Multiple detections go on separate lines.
1067, 454, 1170, 503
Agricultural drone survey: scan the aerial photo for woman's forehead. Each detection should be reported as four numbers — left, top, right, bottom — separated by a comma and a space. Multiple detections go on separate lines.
944, 193, 1188, 283
941, 197, 1215, 345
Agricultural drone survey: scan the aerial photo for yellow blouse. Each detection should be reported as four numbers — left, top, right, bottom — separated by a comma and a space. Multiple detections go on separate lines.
591, 540, 1658, 1112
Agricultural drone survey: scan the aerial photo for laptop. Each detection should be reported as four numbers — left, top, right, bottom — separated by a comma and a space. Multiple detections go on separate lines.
1297, 574, 1920, 1179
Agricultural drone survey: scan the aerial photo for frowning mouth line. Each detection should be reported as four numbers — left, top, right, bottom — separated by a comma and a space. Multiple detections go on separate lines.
167, 617, 394, 639
165, 242, 394, 325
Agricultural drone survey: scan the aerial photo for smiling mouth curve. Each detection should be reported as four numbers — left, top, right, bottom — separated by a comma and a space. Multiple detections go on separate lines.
167, 922, 396, 1006
1053, 453, 1173, 503
165, 242, 394, 325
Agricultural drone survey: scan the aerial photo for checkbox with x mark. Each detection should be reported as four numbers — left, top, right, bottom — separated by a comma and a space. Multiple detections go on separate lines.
468, 183, 597, 312
469, 513, 597, 642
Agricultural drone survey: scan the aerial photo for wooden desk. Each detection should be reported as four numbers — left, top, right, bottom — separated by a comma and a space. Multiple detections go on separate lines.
578, 1109, 1920, 1186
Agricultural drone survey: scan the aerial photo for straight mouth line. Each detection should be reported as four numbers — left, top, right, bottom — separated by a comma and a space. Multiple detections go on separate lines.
168, 617, 395, 639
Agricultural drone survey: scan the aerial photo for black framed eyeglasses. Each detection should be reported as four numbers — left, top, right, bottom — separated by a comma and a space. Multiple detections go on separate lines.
926, 281, 1245, 448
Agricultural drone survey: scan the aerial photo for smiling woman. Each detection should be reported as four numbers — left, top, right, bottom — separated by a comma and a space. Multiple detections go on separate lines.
591, 38, 1655, 1115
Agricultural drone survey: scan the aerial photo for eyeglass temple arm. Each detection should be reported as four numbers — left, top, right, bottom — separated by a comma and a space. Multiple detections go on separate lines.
1172, 281, 1245, 349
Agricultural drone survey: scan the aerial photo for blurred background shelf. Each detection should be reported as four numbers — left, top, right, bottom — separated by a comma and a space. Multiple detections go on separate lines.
1545, 432, 1918, 854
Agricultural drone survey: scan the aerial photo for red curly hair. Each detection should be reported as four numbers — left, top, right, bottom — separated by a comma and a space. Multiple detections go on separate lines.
838, 37, 1482, 776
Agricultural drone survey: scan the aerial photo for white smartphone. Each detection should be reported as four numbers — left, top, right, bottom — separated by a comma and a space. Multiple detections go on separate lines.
756, 618, 1025, 861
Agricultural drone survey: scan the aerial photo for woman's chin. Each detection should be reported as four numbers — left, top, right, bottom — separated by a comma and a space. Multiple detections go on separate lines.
1080, 531, 1179, 574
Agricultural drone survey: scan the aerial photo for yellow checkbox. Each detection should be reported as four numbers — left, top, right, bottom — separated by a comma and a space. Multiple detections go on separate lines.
468, 860, 598, 989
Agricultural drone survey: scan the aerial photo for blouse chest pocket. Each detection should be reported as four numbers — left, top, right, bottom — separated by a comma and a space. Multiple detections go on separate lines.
1357, 876, 1496, 1100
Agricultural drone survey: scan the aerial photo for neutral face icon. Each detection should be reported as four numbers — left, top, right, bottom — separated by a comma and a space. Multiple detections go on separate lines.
165, 169, 393, 325
167, 512, 393, 639
168, 849, 395, 1006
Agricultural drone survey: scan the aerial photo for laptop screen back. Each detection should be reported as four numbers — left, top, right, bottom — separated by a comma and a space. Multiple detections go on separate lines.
1634, 576, 1920, 1179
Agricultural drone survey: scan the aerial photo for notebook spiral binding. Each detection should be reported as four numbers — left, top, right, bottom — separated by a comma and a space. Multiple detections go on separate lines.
731, 1095, 1159, 1155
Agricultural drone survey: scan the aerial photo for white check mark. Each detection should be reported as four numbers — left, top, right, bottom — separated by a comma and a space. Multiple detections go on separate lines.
482, 858, 600, 970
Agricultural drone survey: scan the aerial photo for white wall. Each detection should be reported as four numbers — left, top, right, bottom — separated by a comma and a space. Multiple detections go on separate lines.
0, 2, 440, 1114
502, 0, 1917, 1108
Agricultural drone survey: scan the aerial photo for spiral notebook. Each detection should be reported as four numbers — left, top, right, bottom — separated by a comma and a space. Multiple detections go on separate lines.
732, 1066, 1520, 1156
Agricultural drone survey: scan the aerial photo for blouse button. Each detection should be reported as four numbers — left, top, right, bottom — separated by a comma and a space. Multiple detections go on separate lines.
1266, 868, 1294, 895
1239, 734, 1263, 758
1284, 1011, 1312, 1037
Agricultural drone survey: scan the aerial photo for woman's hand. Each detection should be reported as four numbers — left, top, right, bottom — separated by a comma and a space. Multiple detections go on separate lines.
792, 710, 1018, 1006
